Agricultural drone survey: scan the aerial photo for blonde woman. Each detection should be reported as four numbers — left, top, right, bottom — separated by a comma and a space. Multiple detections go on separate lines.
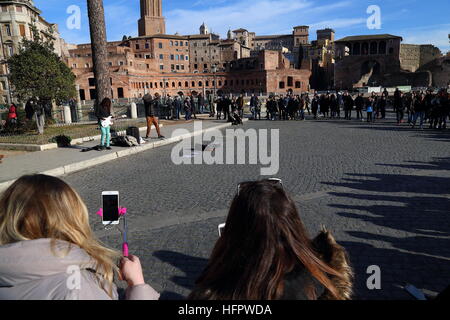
0, 174, 160, 300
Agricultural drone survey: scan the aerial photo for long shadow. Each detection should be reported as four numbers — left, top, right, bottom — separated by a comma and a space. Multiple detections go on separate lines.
375, 157, 450, 171
153, 250, 208, 300
322, 158, 450, 299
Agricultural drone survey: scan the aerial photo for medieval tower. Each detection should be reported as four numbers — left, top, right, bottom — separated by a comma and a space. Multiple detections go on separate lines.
138, 0, 166, 36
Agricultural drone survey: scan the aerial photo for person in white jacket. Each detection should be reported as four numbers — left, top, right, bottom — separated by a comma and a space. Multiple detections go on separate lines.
0, 174, 160, 300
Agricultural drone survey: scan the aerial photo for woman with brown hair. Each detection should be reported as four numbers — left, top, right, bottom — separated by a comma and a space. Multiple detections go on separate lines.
0, 174, 159, 300
189, 180, 353, 300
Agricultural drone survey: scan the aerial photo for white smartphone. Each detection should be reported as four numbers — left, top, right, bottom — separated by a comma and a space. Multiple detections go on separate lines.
218, 223, 226, 237
102, 191, 120, 225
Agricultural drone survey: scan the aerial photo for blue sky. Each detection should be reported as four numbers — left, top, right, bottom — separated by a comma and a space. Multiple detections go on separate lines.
36, 0, 450, 52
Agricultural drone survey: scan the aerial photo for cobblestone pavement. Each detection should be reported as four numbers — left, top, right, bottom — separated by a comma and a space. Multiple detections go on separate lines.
64, 114, 450, 300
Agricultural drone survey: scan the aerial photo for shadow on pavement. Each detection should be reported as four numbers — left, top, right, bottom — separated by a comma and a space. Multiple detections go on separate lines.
323, 157, 450, 299
153, 250, 208, 300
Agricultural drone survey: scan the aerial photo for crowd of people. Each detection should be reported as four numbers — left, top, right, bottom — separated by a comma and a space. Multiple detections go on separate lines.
257, 88, 450, 129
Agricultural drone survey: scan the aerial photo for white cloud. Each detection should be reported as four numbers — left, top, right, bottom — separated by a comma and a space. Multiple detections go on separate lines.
401, 24, 450, 52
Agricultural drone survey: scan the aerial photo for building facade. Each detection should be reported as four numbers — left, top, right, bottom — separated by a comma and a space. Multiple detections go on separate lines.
68, 0, 312, 101
0, 0, 67, 104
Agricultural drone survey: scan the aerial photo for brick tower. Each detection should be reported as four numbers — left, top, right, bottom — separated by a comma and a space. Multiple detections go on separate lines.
138, 0, 166, 36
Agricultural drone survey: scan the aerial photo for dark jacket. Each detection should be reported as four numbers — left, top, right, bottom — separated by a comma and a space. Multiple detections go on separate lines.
143, 94, 154, 117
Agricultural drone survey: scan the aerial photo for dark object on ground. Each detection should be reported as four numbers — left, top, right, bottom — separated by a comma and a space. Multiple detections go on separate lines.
126, 127, 141, 144
50, 135, 72, 148
111, 135, 139, 147
228, 112, 243, 126
0, 154, 4, 164
435, 285, 450, 301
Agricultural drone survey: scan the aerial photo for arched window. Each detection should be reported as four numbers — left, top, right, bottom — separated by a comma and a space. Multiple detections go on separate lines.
361, 43, 369, 55
172, 82, 176, 88
178, 82, 182, 87
370, 42, 378, 55
353, 43, 361, 55
185, 81, 189, 87
191, 81, 195, 87
378, 41, 387, 55
199, 81, 203, 87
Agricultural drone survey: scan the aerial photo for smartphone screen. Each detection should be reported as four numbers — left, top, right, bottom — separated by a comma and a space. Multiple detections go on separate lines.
103, 193, 119, 223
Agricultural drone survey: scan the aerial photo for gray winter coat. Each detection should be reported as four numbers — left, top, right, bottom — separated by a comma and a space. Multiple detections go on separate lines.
0, 239, 160, 300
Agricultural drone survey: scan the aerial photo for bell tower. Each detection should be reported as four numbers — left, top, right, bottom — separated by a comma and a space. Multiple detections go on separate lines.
138, 0, 166, 36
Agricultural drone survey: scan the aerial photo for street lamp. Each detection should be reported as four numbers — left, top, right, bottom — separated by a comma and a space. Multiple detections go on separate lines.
212, 64, 217, 100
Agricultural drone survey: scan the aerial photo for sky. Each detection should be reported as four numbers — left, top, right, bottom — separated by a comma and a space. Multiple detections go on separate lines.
36, 0, 450, 53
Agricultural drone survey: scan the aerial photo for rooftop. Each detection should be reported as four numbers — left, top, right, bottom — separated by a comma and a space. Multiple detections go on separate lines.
335, 34, 403, 42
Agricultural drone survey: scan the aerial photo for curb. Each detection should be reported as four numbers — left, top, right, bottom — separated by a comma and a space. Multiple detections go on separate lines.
0, 121, 245, 192
0, 125, 163, 152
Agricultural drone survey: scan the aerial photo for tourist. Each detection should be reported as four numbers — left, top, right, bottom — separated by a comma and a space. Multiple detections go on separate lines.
412, 92, 426, 129
378, 94, 387, 119
7, 103, 18, 127
278, 94, 287, 121
366, 97, 374, 123
394, 92, 404, 124
311, 94, 319, 120
0, 174, 160, 300
330, 94, 338, 119
173, 95, 182, 120
198, 93, 205, 114
355, 93, 365, 120
188, 179, 353, 300
236, 94, 245, 119
143, 92, 165, 139
95, 97, 112, 150
250, 94, 259, 120
184, 96, 192, 120
343, 92, 354, 120
190, 94, 197, 120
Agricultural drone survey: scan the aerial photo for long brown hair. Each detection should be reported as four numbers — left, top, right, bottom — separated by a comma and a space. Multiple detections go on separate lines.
100, 97, 112, 114
0, 175, 121, 297
189, 180, 344, 300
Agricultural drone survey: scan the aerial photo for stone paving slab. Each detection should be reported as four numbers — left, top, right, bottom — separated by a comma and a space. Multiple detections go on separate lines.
0, 120, 236, 190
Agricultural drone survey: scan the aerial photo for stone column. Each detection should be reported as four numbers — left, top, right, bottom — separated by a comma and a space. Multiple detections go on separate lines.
64, 105, 72, 124
130, 102, 138, 119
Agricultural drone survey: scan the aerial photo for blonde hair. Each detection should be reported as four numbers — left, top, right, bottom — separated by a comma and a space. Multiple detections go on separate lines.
0, 174, 121, 298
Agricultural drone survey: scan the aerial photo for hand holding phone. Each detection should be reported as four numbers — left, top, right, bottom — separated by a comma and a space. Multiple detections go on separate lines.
119, 255, 145, 287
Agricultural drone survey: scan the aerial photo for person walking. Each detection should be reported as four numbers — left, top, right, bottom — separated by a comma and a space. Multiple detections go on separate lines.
143, 92, 165, 139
